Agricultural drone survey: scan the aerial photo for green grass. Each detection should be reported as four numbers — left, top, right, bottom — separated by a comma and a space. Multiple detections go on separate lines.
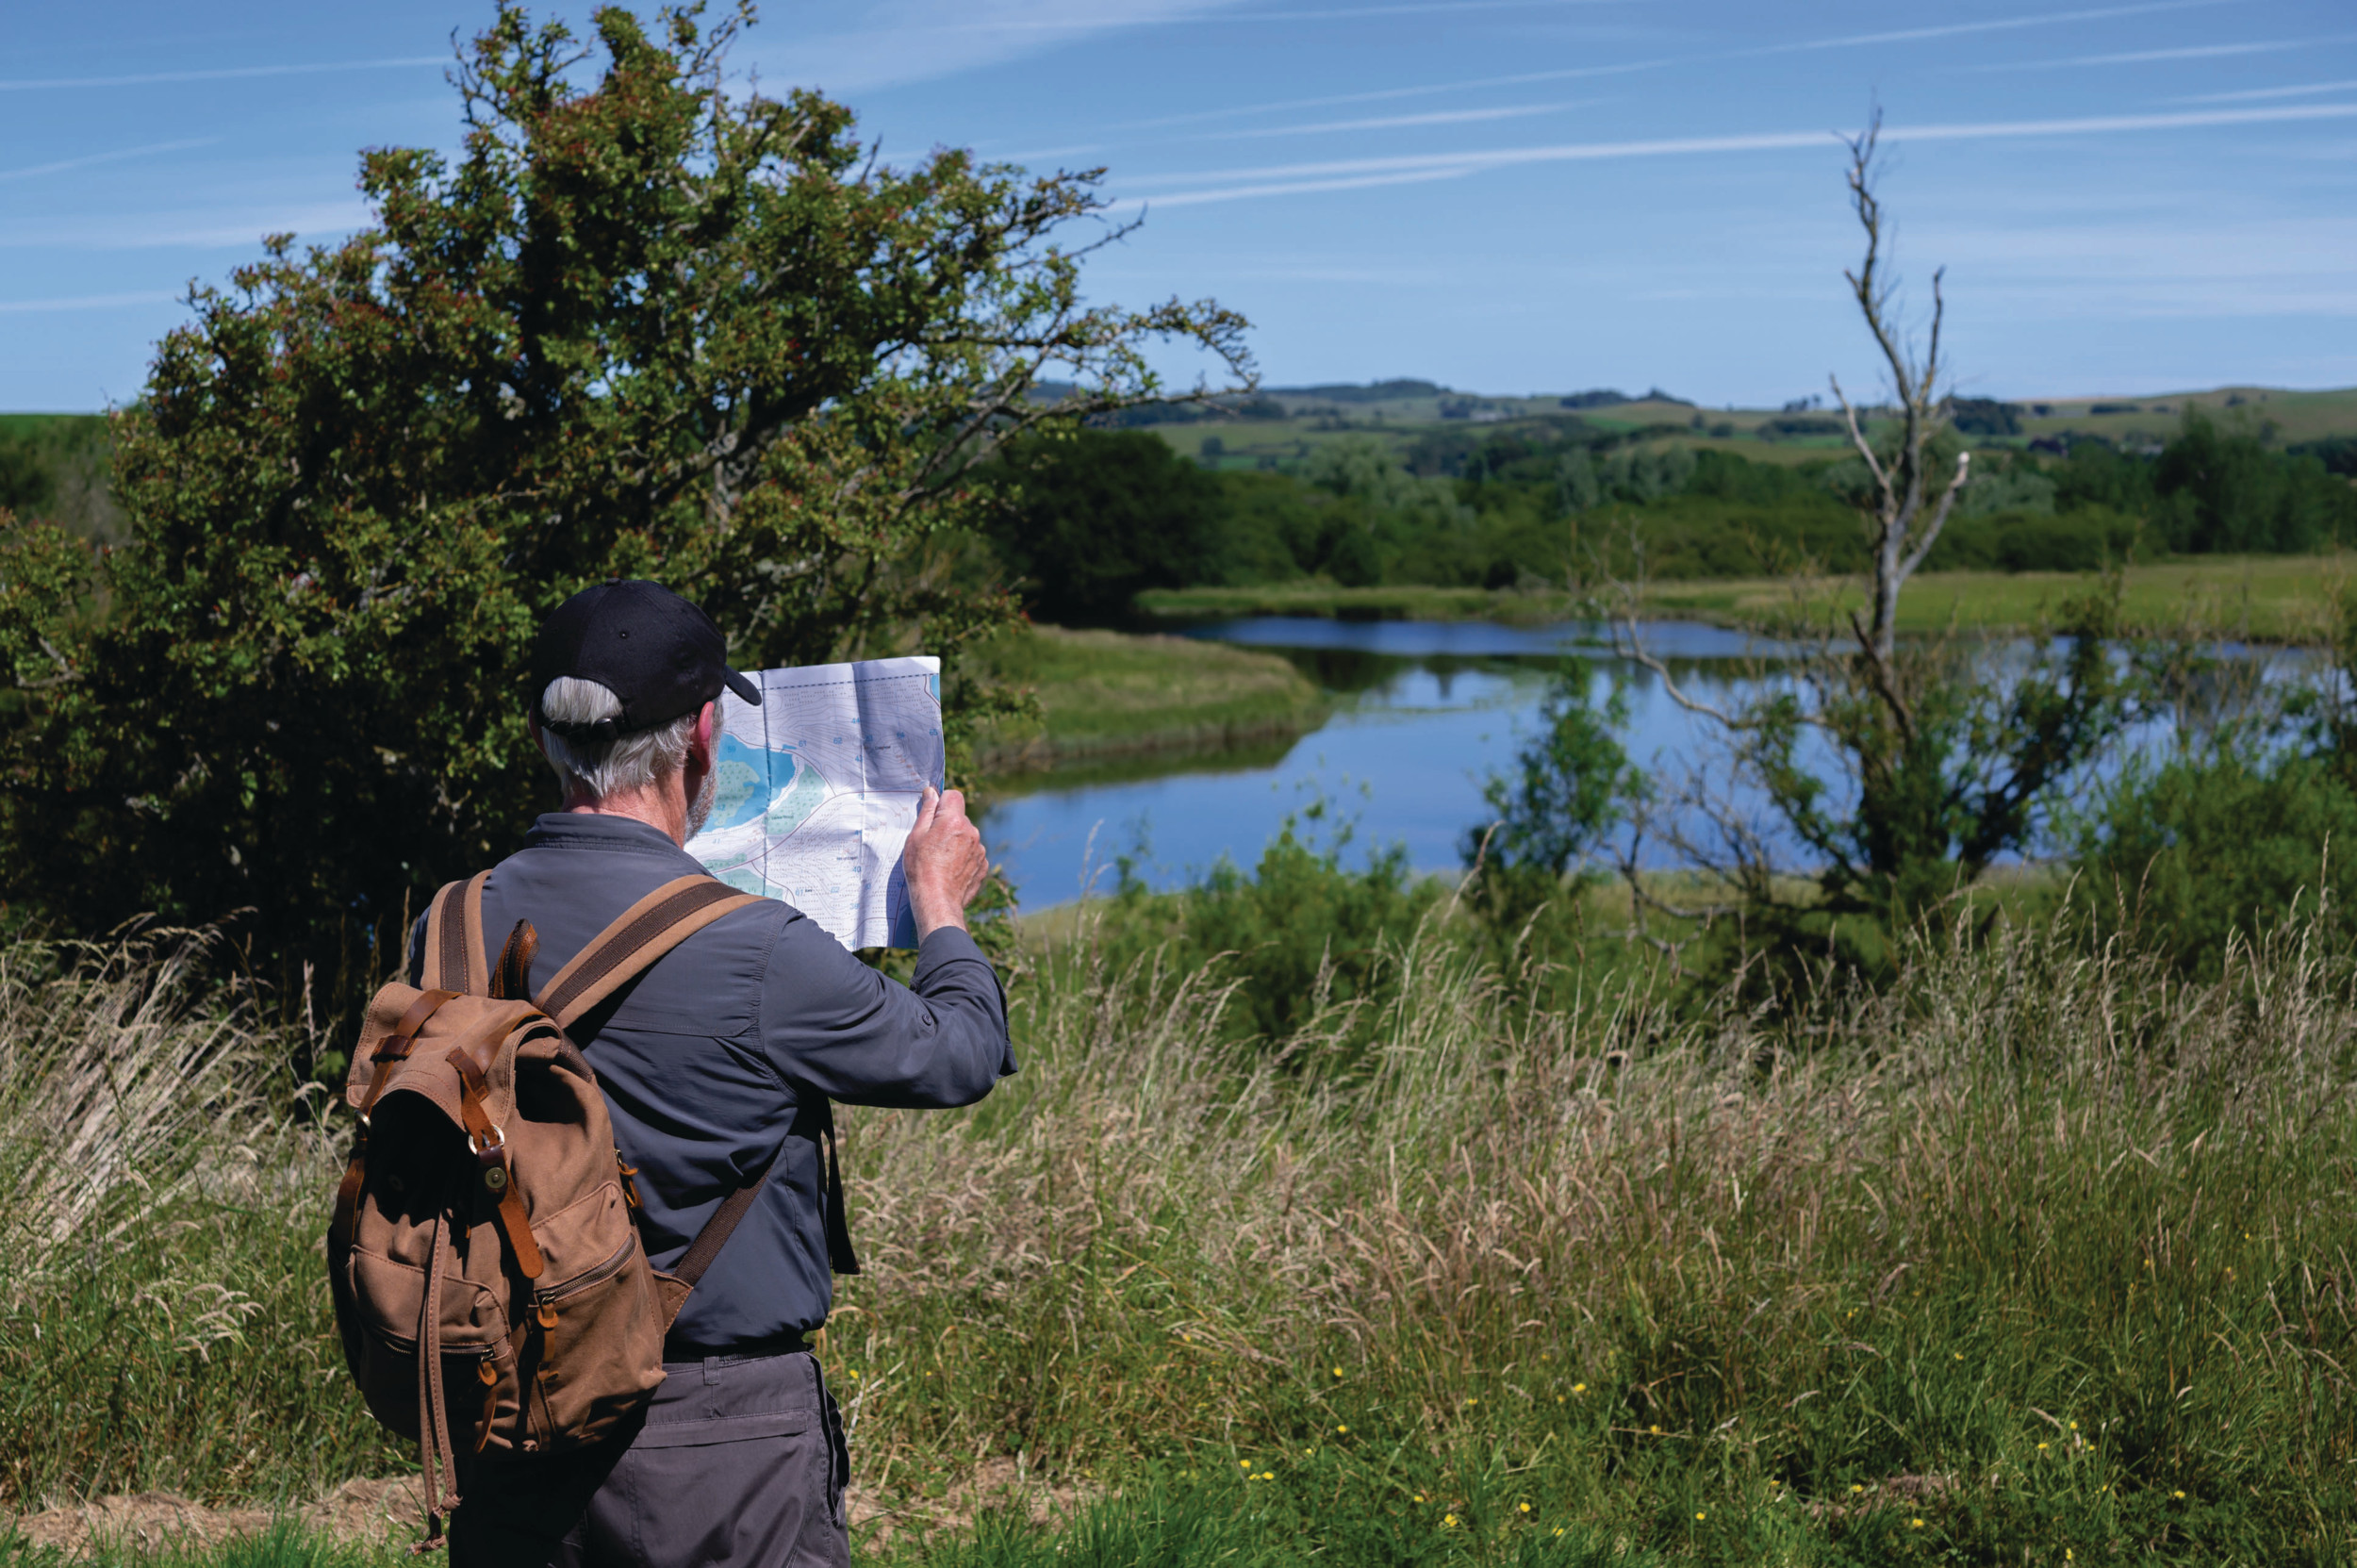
1141, 553, 2357, 642
966, 624, 1330, 776
10, 896, 2357, 1562
0, 1523, 405, 1568
1638, 552, 2357, 641
1138, 583, 1577, 622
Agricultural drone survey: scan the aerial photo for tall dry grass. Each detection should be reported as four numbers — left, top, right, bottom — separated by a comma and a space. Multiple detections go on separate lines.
836, 905, 2357, 1560
0, 933, 391, 1508
1, 907, 2351, 1560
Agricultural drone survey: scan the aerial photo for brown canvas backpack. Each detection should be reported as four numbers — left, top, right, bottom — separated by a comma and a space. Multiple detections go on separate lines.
326, 870, 767, 1550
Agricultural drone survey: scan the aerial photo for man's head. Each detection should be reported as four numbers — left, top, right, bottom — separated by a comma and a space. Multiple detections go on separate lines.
529, 581, 758, 840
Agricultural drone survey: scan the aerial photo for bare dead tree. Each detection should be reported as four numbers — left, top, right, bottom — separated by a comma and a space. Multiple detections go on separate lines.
1828, 107, 1972, 739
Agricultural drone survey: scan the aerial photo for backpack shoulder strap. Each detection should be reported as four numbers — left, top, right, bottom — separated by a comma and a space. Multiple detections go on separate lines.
535, 873, 770, 1287
534, 874, 761, 1031
421, 872, 491, 994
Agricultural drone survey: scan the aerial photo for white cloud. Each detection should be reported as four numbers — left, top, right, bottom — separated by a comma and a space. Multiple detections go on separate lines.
1770, 0, 2232, 55
1122, 102, 2357, 206
2177, 78, 2357, 105
0, 139, 219, 185
746, 0, 1247, 95
1201, 101, 1593, 140
1972, 35, 2357, 73
0, 58, 446, 92
1113, 0, 2236, 133
0, 202, 373, 251
0, 290, 180, 314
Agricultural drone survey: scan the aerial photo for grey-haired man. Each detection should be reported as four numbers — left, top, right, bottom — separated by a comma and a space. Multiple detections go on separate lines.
428, 580, 1013, 1567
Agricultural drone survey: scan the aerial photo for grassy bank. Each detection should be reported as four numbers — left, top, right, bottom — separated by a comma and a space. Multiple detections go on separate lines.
1645, 552, 2352, 642
1138, 583, 1576, 623
1143, 553, 2354, 641
8, 892, 2357, 1563
966, 625, 1329, 777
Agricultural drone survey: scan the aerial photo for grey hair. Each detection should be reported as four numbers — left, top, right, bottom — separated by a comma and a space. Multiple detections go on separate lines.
536, 677, 699, 801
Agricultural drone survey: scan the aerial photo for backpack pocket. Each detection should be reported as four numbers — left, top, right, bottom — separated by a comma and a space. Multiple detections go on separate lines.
514, 1183, 668, 1451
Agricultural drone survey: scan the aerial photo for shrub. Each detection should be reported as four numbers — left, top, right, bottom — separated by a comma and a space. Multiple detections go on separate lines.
2071, 746, 2357, 978
1096, 810, 1445, 1051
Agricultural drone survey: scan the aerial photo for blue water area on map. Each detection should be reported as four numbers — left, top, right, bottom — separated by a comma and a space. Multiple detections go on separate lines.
710, 734, 799, 833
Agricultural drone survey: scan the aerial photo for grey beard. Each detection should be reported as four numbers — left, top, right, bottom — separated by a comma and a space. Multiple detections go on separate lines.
685, 764, 718, 838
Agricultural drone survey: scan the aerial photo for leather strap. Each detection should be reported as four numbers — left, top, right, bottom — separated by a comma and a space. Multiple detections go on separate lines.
532, 874, 786, 1286
817, 1098, 862, 1277
491, 919, 539, 1002
422, 874, 490, 994
535, 876, 760, 1030
670, 1163, 774, 1288
451, 1051, 545, 1280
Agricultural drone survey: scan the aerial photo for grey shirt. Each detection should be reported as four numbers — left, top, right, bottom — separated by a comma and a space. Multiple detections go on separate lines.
408, 812, 1014, 1351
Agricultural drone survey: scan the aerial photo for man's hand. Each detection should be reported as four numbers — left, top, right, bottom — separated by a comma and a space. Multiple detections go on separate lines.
903, 784, 988, 939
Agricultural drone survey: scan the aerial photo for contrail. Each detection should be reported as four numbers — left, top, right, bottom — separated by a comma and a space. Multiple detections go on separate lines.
1128, 101, 2357, 206
0, 57, 445, 92
0, 139, 219, 183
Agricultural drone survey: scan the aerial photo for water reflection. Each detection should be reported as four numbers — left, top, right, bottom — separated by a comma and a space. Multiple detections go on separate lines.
978, 618, 2313, 907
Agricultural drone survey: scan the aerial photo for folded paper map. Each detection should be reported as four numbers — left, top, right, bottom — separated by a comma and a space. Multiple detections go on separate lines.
684, 656, 945, 949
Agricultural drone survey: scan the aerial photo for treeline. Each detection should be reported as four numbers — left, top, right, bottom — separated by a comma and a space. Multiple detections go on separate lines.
985, 409, 2357, 622
0, 415, 121, 543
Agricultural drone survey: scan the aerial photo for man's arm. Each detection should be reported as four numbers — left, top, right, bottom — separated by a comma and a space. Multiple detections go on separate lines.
756, 916, 1013, 1108
756, 784, 1013, 1108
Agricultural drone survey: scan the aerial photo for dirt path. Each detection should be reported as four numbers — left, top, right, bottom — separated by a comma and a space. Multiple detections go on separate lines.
14, 1462, 1091, 1558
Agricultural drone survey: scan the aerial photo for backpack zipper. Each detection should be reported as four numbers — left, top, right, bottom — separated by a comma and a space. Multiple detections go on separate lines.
530, 1233, 637, 1326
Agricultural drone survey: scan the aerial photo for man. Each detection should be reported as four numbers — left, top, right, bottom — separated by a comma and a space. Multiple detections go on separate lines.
424, 579, 1013, 1567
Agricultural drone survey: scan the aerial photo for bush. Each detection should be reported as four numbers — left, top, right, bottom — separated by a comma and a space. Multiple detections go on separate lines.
1096, 810, 1445, 1050
2071, 746, 2357, 978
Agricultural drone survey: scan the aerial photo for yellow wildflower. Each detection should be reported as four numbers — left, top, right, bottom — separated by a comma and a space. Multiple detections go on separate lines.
1519, 1503, 1531, 1514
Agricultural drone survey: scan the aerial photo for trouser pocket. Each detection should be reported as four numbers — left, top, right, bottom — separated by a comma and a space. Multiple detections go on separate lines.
813, 1360, 849, 1528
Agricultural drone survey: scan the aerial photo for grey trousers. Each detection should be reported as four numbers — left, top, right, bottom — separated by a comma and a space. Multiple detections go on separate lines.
451, 1351, 850, 1568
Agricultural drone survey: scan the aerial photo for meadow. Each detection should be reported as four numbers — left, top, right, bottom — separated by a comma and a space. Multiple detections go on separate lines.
963, 626, 1330, 776
1142, 553, 2357, 642
7, 885, 2356, 1564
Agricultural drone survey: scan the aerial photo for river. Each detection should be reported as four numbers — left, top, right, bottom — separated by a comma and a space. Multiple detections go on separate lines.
977, 616, 2314, 907
975, 619, 1782, 904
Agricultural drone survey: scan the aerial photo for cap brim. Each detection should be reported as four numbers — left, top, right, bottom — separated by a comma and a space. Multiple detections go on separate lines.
722, 667, 762, 707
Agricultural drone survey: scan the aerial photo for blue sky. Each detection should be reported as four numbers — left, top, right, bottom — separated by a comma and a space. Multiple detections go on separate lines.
4, 0, 2353, 411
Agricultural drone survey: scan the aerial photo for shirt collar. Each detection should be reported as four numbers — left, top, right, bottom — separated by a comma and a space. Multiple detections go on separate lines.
522, 812, 700, 864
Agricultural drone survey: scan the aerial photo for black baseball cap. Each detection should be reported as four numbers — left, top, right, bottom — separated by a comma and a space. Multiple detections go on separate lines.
530, 580, 760, 741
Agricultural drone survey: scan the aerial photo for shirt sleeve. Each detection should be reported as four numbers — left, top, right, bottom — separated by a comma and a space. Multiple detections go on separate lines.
753, 914, 1016, 1109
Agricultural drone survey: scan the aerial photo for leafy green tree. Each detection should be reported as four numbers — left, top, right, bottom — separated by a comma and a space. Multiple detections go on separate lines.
0, 2, 1245, 1010
1461, 669, 1643, 924
2152, 408, 2352, 553
985, 429, 1228, 625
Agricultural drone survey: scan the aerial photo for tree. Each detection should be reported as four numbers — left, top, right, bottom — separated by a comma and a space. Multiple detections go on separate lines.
985, 429, 1228, 625
1461, 669, 1644, 925
1609, 111, 2141, 979
0, 2, 1247, 1014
